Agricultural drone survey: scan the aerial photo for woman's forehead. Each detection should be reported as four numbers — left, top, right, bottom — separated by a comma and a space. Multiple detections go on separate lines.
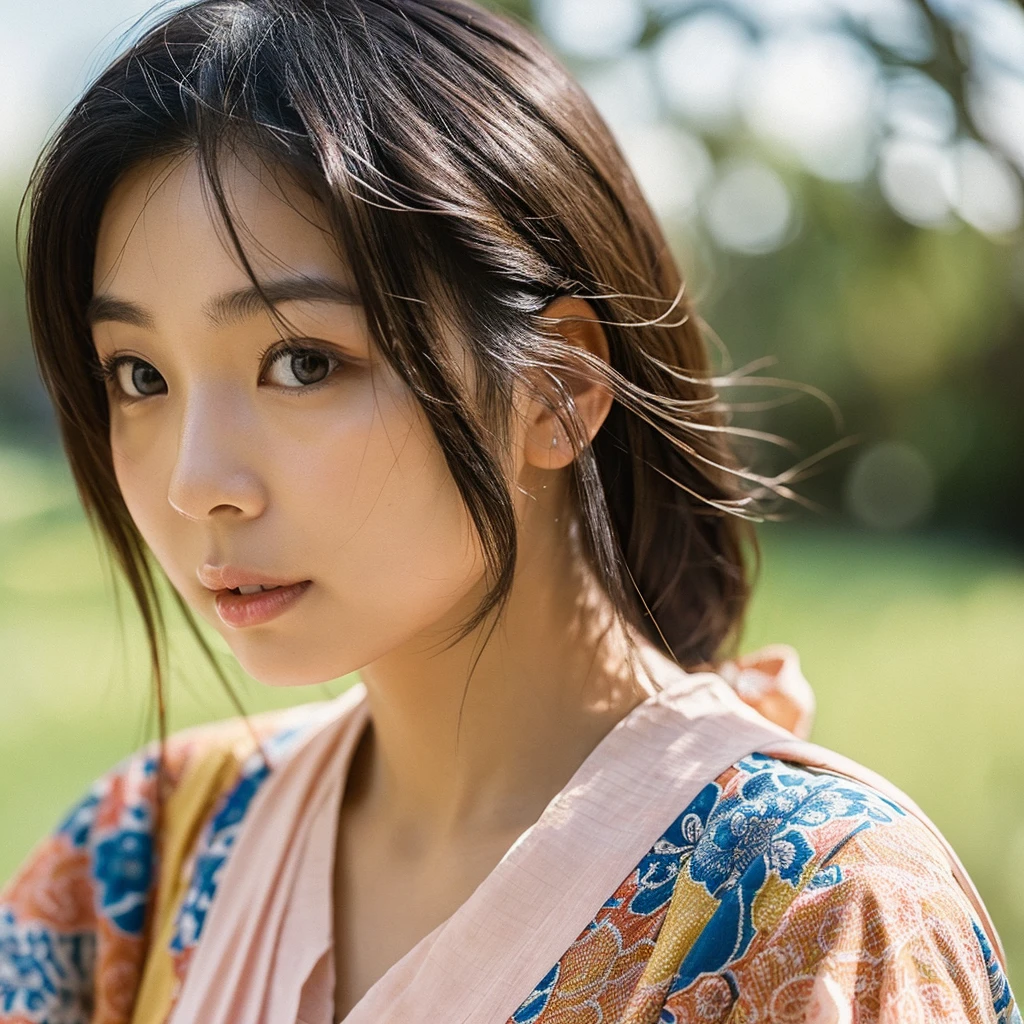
93, 151, 349, 300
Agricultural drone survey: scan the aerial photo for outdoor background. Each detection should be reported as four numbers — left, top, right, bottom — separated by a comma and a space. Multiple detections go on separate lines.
1, 0, 1022, 986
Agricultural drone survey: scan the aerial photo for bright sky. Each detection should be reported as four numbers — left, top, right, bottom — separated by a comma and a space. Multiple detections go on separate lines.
0, 0, 179, 179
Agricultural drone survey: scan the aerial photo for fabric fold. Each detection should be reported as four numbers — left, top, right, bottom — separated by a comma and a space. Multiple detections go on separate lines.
167, 686, 370, 1024
170, 662, 802, 1024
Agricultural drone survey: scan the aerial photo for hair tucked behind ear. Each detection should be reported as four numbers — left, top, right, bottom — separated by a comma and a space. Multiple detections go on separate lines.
23, 0, 808, 748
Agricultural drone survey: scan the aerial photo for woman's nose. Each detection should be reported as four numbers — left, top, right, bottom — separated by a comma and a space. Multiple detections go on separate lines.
166, 392, 268, 522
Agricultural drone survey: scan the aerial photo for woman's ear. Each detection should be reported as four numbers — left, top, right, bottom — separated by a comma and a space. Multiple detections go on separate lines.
523, 295, 614, 471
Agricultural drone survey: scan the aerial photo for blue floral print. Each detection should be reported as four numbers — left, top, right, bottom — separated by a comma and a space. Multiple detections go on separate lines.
512, 963, 560, 1023
170, 722, 314, 954
974, 920, 1022, 1024
93, 829, 153, 934
514, 755, 910, 1021
0, 909, 94, 1023
627, 782, 719, 917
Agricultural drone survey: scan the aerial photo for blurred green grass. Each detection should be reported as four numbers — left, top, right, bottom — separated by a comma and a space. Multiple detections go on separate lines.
1, 445, 1021, 987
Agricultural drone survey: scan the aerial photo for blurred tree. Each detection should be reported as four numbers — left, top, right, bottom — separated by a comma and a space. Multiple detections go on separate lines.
480, 0, 1024, 542
0, 187, 50, 445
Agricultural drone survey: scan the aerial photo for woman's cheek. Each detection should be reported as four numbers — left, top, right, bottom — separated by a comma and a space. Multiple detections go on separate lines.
104, 370, 488, 682
308, 389, 486, 624
111, 419, 176, 546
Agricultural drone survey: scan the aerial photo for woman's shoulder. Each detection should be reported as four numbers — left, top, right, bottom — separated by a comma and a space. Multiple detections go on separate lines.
513, 749, 1018, 1024
14, 695, 341, 861
684, 751, 915, 883
654, 752, 1018, 1022
0, 695, 349, 1024
2, 693, 349, 906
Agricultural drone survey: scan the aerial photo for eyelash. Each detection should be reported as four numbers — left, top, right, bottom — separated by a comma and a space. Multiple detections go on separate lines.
95, 339, 346, 402
256, 338, 345, 389
95, 354, 151, 402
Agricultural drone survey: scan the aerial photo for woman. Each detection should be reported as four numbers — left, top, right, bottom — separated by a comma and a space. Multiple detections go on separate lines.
1, 1, 1017, 1021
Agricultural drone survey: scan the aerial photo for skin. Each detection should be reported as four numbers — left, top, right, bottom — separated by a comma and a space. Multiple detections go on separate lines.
91, 151, 682, 1017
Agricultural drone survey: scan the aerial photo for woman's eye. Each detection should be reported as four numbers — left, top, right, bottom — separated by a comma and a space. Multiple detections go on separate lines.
263, 348, 339, 388
115, 358, 167, 398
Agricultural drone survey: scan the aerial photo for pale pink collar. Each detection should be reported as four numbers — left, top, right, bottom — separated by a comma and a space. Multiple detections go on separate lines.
167, 648, 1005, 1024
167, 684, 370, 1024
339, 673, 792, 1024
168, 665, 797, 1024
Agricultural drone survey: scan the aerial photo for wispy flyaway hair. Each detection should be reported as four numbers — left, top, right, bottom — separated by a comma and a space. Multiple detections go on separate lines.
24, 0, 800, 736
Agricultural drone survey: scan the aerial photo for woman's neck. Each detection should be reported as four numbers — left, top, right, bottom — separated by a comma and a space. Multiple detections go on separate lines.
353, 519, 658, 845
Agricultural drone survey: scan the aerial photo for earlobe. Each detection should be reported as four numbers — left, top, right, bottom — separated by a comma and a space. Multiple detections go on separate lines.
523, 296, 614, 471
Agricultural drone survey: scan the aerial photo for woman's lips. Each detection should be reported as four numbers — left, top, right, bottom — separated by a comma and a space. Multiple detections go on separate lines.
213, 579, 313, 628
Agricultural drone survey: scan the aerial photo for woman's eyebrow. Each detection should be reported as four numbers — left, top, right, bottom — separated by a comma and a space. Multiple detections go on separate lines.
86, 275, 361, 329
204, 276, 362, 327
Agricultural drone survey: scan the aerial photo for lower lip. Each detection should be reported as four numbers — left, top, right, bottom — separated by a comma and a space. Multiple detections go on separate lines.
214, 580, 313, 628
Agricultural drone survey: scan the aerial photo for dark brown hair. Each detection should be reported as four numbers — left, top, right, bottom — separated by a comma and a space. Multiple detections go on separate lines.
24, 0, 786, 740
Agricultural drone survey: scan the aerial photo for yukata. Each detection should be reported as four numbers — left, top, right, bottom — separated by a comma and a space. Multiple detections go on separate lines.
0, 650, 1018, 1024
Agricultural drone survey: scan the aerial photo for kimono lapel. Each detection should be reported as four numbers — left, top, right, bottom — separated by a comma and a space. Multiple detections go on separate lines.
157, 649, 1007, 1023
165, 653, 859, 1024
343, 672, 793, 1024
167, 684, 371, 1024
341, 670, 1009, 1021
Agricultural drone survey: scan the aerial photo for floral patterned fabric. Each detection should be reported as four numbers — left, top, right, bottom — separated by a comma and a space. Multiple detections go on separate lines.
0, 712, 1018, 1024
0, 708, 326, 1024
510, 753, 1020, 1023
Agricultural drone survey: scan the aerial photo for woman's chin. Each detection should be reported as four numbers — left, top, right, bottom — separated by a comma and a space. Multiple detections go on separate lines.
224, 639, 360, 689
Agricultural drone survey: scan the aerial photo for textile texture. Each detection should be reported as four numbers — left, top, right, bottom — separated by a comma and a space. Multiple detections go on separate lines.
0, 708, 1018, 1024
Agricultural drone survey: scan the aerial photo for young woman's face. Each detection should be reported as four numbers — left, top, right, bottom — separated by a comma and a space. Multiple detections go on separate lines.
91, 153, 496, 685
